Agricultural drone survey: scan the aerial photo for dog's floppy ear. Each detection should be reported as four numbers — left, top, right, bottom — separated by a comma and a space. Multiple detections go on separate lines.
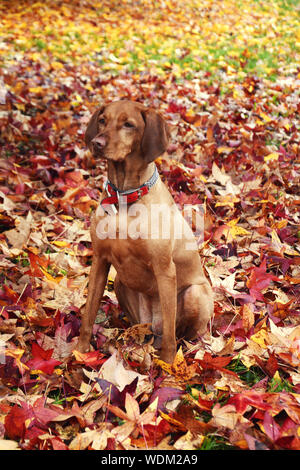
141, 109, 170, 162
84, 106, 104, 148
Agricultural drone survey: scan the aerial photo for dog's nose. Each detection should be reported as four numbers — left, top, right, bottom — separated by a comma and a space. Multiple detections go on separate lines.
92, 135, 106, 152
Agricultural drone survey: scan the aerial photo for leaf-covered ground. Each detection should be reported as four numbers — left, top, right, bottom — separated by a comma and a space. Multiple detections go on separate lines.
0, 0, 300, 451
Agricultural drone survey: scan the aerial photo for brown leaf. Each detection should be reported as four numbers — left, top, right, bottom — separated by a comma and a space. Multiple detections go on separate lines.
242, 304, 255, 333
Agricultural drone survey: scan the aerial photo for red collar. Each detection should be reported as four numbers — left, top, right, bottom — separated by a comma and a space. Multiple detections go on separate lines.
101, 166, 159, 214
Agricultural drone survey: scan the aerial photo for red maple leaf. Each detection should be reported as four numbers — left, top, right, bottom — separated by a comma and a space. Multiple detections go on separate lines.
72, 349, 106, 367
247, 259, 280, 301
197, 352, 238, 377
5, 404, 31, 439
228, 391, 273, 414
27, 251, 49, 277
26, 343, 61, 374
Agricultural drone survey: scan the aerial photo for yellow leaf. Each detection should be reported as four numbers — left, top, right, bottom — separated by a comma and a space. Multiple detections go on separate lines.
0, 439, 20, 450
217, 146, 233, 154
40, 266, 63, 283
30, 369, 44, 375
259, 111, 272, 122
155, 346, 197, 380
159, 411, 186, 430
29, 86, 44, 94
229, 225, 251, 237
51, 240, 70, 247
274, 219, 288, 229
72, 350, 89, 362
271, 229, 299, 256
185, 108, 195, 117
30, 52, 41, 61
5, 348, 29, 372
60, 215, 74, 221
215, 195, 240, 208
273, 370, 281, 382
154, 358, 173, 374
174, 431, 204, 450
125, 393, 140, 422
239, 354, 256, 368
227, 218, 239, 227
51, 61, 64, 70
173, 346, 185, 366
25, 418, 35, 428
250, 329, 269, 348
264, 152, 279, 162
221, 219, 251, 238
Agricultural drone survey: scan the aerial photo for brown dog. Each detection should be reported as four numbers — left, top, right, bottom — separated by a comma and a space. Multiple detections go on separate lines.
77, 100, 213, 363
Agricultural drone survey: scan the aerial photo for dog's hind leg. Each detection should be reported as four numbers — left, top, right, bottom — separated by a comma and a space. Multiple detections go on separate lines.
114, 275, 152, 325
176, 283, 214, 340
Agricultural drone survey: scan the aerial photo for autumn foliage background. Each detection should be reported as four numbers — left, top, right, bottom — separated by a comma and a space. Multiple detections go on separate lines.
0, 0, 299, 451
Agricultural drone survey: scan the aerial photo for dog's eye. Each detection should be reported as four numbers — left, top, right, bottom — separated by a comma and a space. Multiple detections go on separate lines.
123, 121, 134, 128
98, 118, 105, 125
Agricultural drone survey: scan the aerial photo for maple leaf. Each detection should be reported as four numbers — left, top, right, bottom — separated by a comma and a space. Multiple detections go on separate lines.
98, 351, 149, 391
4, 348, 29, 374
247, 258, 280, 301
69, 426, 114, 451
30, 397, 63, 426
254, 352, 278, 378
27, 251, 49, 277
130, 419, 171, 449
244, 433, 270, 451
149, 386, 184, 412
211, 403, 239, 430
228, 391, 273, 415
197, 352, 238, 378
4, 404, 31, 440
23, 297, 54, 328
160, 402, 215, 436
106, 393, 157, 439
261, 411, 281, 442
26, 343, 61, 375
155, 346, 198, 381
73, 349, 106, 367
95, 377, 138, 408
240, 303, 254, 331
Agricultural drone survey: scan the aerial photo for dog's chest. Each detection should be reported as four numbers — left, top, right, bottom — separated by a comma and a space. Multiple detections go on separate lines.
107, 238, 155, 292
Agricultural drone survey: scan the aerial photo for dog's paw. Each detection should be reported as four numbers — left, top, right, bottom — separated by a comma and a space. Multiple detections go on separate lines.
159, 345, 176, 364
74, 340, 90, 354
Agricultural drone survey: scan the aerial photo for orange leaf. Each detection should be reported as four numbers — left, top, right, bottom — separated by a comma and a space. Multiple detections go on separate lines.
155, 347, 198, 381
242, 304, 255, 332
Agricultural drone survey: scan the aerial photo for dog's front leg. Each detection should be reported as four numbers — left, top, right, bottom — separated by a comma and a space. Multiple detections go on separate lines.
154, 261, 177, 363
77, 255, 110, 352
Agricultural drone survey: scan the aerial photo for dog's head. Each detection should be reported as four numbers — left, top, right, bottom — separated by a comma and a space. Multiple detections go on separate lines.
85, 100, 170, 163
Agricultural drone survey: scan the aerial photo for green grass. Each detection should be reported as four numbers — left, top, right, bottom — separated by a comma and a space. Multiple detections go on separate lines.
48, 388, 66, 405
267, 374, 294, 393
226, 358, 266, 386
10, 254, 30, 267
200, 435, 236, 450
33, 38, 47, 51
